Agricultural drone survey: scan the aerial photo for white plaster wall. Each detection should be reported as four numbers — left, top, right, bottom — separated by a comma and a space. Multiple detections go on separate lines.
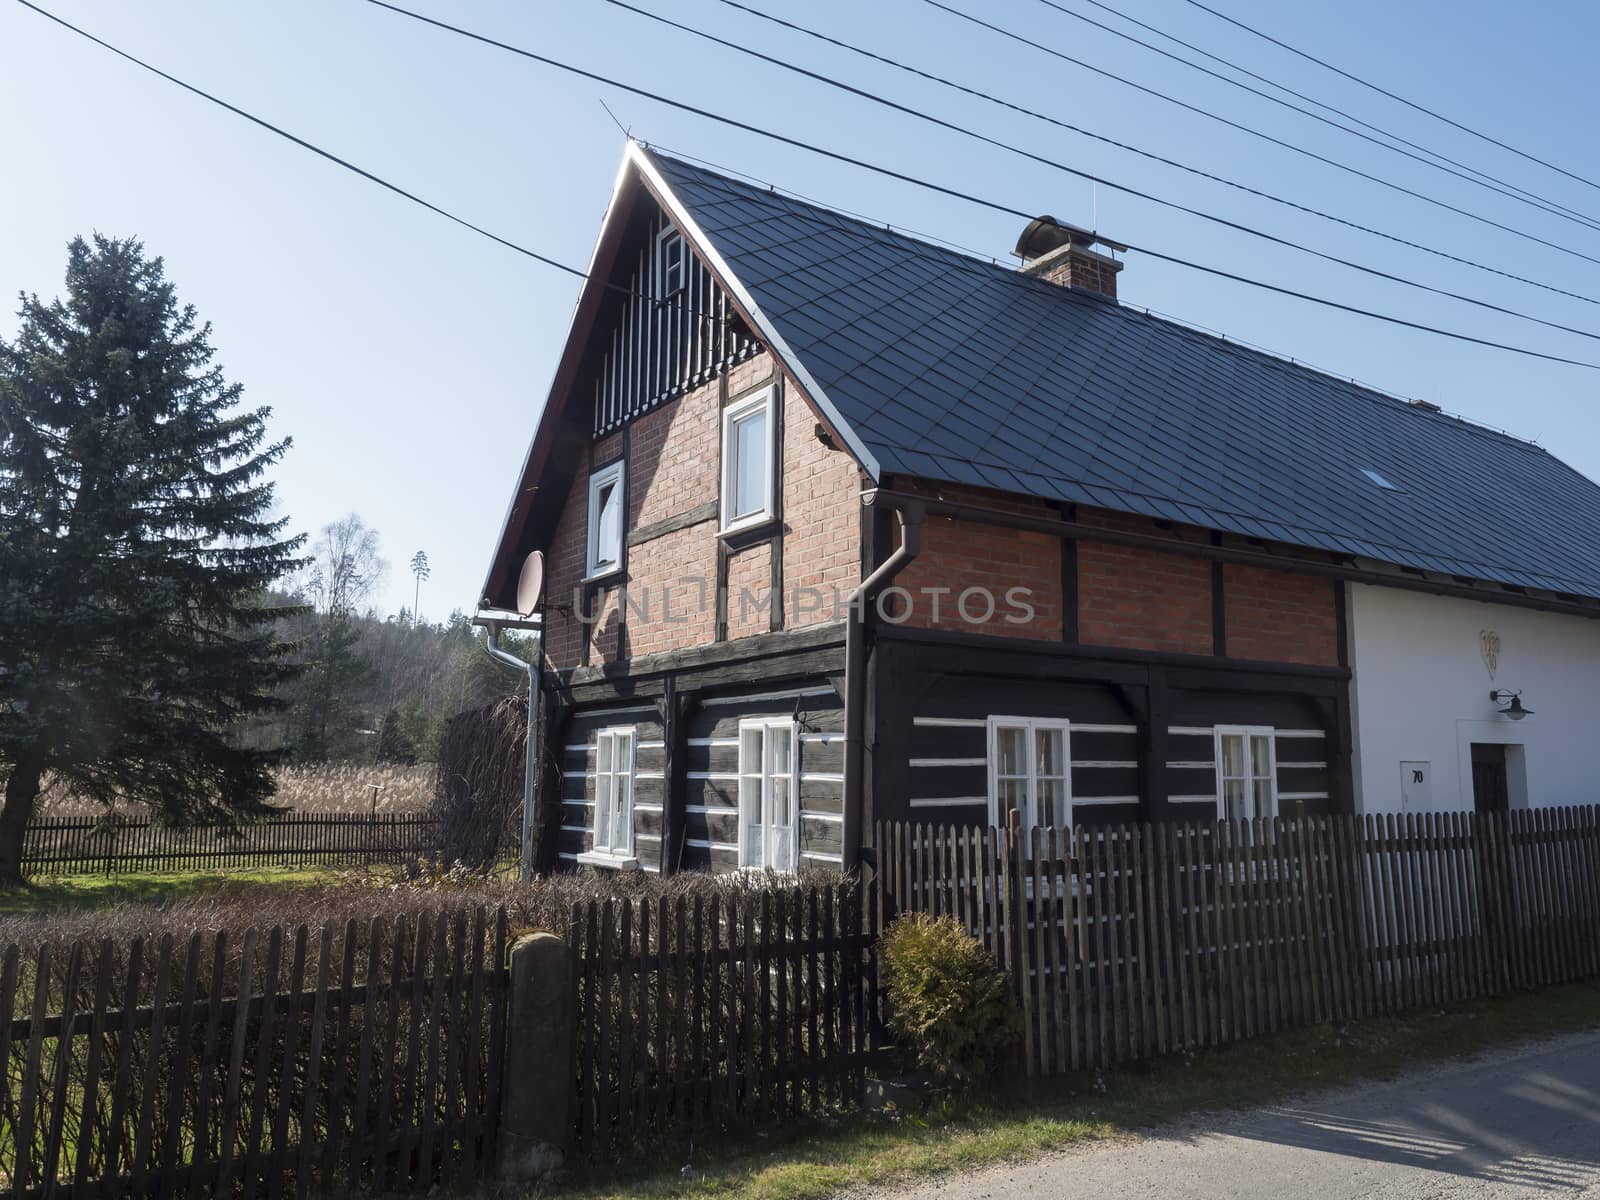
1348, 582, 1600, 813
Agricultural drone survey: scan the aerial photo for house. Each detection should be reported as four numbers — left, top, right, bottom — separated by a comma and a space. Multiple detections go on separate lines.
479, 141, 1600, 874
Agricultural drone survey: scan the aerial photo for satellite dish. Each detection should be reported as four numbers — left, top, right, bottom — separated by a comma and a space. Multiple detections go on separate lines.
515, 550, 546, 618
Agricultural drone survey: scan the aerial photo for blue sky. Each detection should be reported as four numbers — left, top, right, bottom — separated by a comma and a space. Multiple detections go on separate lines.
4, 0, 1598, 619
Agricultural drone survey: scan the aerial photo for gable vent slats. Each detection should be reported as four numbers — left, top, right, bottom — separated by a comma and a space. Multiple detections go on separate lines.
592, 212, 758, 436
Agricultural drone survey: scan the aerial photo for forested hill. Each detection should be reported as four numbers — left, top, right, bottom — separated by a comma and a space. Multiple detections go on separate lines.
239, 598, 534, 765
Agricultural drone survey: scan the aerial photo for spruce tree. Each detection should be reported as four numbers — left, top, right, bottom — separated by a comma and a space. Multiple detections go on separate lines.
0, 236, 304, 886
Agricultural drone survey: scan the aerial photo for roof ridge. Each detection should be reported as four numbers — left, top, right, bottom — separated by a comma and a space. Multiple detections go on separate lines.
646, 147, 1550, 460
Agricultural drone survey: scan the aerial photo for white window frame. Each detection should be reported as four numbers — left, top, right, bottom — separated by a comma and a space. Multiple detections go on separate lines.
579, 725, 638, 868
736, 717, 798, 872
585, 459, 625, 580
656, 227, 687, 298
985, 715, 1073, 834
1214, 725, 1277, 821
720, 386, 778, 533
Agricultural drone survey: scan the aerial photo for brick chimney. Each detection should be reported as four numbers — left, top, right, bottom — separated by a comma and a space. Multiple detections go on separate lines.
1014, 216, 1126, 300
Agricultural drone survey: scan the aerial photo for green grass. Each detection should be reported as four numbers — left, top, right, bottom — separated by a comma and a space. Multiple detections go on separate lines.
541, 979, 1600, 1200
0, 866, 340, 914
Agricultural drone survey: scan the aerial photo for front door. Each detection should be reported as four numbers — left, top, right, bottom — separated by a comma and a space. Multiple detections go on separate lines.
1470, 743, 1509, 814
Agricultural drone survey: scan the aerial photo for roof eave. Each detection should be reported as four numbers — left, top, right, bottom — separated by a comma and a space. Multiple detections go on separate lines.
478, 145, 642, 609
630, 143, 882, 482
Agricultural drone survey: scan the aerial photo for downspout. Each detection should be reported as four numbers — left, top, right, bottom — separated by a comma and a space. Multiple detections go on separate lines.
842, 492, 924, 873
476, 611, 544, 882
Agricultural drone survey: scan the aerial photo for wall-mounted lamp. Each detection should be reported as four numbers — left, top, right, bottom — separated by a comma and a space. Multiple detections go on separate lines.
1490, 689, 1534, 721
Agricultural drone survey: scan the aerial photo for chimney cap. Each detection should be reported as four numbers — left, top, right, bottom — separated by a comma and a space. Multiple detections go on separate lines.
1014, 215, 1129, 262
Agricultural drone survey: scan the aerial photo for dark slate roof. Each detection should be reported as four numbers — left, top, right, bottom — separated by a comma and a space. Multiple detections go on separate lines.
650, 150, 1600, 600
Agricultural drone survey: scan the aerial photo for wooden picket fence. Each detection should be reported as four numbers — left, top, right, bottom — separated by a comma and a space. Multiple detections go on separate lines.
568, 883, 878, 1155
0, 906, 508, 1199
877, 806, 1600, 1075
22, 812, 440, 875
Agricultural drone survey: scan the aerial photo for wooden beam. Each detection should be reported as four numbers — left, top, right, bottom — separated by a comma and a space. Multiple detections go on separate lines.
625, 500, 717, 548
1211, 532, 1227, 658
1061, 536, 1079, 645
770, 376, 786, 634
1143, 668, 1171, 823
557, 620, 844, 688
658, 680, 697, 875
557, 638, 847, 708
874, 623, 1350, 687
536, 697, 571, 876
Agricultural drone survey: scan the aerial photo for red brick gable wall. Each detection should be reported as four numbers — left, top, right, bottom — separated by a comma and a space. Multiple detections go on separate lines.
541, 351, 864, 672
783, 379, 863, 625
542, 454, 594, 669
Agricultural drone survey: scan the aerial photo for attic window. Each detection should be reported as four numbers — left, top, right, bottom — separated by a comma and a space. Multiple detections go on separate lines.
1361, 468, 1404, 493
656, 227, 686, 298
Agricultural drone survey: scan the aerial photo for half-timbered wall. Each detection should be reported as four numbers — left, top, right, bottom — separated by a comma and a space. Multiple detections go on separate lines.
881, 484, 1342, 667
544, 342, 863, 673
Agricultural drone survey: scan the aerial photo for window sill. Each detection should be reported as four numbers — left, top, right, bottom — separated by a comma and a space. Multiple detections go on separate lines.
576, 851, 641, 871
583, 566, 624, 586
719, 514, 779, 540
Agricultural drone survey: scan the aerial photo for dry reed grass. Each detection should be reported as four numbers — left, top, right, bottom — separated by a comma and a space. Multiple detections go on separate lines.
34, 763, 436, 817
0, 861, 850, 957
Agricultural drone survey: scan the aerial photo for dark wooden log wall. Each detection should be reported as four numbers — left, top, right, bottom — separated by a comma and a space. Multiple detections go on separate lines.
678, 684, 845, 873
870, 627, 1353, 837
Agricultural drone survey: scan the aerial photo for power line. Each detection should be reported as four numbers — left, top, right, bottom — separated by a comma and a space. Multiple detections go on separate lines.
1181, 0, 1600, 198
8, 1, 583, 276
361, 0, 1600, 370
1031, 0, 1600, 232
711, 0, 1600, 309
1074, 0, 1584, 217
602, 0, 1600, 345
16, 0, 1600, 372
921, 0, 1600, 272
7, 0, 744, 327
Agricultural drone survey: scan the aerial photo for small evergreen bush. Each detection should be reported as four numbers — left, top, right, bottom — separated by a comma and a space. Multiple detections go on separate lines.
879, 912, 1017, 1081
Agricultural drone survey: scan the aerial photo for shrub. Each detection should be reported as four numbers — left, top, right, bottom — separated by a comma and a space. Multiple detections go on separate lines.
879, 912, 1017, 1082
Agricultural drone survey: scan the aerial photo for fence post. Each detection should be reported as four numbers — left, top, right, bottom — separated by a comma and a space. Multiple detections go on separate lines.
497, 932, 577, 1180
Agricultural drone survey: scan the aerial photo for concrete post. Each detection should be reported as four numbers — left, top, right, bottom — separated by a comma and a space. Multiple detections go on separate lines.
497, 931, 576, 1180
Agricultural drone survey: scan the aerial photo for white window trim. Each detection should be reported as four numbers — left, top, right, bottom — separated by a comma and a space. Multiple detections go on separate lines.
720, 386, 778, 534
584, 459, 626, 581
736, 716, 799, 872
578, 725, 639, 869
985, 715, 1073, 834
655, 226, 686, 298
1214, 725, 1278, 821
